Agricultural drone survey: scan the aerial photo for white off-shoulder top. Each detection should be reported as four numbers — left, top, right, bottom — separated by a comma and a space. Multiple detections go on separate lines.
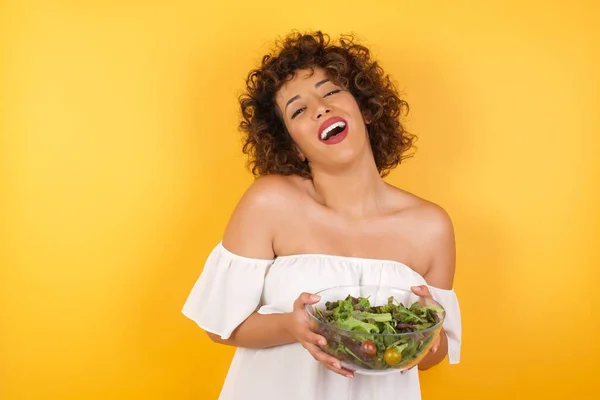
182, 242, 462, 400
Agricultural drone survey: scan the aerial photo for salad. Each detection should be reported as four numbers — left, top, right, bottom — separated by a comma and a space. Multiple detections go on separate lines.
312, 294, 444, 370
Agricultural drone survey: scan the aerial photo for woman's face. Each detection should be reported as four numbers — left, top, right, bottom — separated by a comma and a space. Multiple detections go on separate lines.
275, 67, 371, 171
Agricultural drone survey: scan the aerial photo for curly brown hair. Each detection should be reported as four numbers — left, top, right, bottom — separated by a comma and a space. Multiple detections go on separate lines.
239, 31, 416, 179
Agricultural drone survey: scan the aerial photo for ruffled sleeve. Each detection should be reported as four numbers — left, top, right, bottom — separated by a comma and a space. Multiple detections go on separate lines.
181, 242, 274, 340
427, 286, 462, 364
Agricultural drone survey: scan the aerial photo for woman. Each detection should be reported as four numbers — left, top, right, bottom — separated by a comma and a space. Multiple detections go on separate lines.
182, 31, 462, 400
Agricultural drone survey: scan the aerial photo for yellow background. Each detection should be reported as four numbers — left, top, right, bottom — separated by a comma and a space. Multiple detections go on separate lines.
1, 1, 599, 399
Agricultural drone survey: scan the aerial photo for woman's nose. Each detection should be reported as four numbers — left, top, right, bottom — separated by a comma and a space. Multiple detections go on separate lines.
314, 103, 331, 120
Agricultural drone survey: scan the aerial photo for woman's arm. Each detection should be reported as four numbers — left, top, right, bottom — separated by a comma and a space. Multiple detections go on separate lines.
205, 176, 297, 349
206, 313, 296, 349
415, 204, 457, 371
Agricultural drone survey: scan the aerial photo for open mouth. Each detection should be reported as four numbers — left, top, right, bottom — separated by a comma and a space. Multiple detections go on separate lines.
318, 117, 349, 145
320, 121, 347, 141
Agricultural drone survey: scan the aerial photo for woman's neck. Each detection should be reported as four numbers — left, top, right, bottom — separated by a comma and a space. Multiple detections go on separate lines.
308, 152, 388, 219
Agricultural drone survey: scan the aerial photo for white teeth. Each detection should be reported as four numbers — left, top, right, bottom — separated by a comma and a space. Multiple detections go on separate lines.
320, 121, 346, 140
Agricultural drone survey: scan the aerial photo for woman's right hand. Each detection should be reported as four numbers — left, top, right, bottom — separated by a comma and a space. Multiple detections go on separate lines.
286, 292, 354, 379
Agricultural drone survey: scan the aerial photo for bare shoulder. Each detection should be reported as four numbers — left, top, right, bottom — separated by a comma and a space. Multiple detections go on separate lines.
406, 194, 454, 239
222, 174, 304, 259
389, 186, 456, 289
388, 185, 452, 226
242, 174, 301, 202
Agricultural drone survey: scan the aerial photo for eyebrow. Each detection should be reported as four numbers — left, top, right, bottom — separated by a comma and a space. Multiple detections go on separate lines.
314, 78, 330, 88
284, 78, 331, 111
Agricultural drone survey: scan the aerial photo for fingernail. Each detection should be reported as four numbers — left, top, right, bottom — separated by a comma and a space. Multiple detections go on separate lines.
333, 362, 341, 369
311, 295, 321, 301
346, 374, 353, 379
319, 339, 326, 346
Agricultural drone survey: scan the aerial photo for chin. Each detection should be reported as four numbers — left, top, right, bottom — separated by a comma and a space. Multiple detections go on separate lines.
326, 150, 362, 167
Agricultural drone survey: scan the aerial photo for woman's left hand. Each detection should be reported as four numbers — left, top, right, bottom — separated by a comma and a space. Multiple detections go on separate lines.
411, 285, 442, 353
400, 285, 443, 374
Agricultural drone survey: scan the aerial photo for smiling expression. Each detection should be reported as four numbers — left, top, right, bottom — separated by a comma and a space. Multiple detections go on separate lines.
275, 67, 371, 169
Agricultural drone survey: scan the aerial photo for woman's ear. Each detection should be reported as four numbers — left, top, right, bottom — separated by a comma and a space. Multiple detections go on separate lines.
297, 148, 307, 163
362, 110, 373, 124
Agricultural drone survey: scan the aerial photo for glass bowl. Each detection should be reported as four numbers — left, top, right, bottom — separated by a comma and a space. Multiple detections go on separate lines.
305, 285, 446, 375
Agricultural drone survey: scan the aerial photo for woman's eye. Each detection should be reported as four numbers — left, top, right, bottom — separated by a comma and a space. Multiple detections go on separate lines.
325, 89, 341, 97
291, 107, 305, 119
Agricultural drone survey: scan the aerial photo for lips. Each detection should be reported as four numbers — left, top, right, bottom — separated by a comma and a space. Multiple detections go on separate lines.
318, 117, 348, 144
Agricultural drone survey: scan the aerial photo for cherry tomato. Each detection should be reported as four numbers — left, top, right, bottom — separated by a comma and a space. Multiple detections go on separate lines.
360, 340, 377, 357
384, 347, 402, 366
